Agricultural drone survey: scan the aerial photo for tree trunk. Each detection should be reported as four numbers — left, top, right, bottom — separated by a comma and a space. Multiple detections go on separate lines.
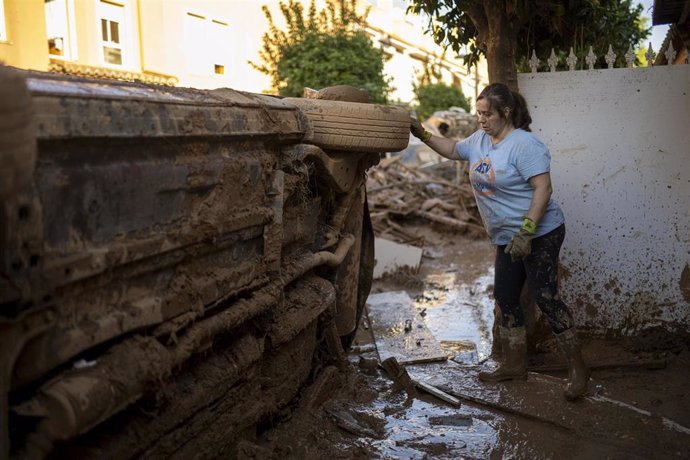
482, 0, 518, 90
480, 1, 533, 358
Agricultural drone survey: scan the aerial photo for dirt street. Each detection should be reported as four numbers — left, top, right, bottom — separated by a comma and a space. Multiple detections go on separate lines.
243, 225, 690, 459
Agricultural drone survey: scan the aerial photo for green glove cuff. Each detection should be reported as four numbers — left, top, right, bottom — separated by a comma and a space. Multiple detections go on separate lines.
520, 217, 537, 235
421, 130, 432, 142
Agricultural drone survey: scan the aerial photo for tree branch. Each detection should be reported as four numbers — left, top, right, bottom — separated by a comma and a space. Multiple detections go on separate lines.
463, 0, 488, 51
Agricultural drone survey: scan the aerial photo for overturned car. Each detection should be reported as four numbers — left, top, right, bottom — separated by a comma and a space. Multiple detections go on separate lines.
0, 67, 408, 459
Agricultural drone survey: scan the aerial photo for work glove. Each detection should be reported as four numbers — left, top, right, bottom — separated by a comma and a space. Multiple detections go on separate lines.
505, 218, 537, 262
410, 117, 432, 142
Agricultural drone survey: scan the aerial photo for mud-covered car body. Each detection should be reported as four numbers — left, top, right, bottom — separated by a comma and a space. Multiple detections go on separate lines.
0, 68, 408, 458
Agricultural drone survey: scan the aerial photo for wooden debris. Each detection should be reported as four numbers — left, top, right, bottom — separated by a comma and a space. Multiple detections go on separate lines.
381, 357, 417, 398
349, 344, 376, 354
367, 160, 484, 244
528, 356, 667, 373
367, 291, 448, 365
412, 210, 485, 233
441, 383, 574, 431
414, 380, 462, 407
325, 409, 382, 438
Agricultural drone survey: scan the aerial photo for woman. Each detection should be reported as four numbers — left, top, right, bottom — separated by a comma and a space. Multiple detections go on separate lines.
410, 83, 588, 400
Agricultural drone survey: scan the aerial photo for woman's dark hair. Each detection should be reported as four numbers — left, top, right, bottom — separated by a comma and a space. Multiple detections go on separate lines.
477, 83, 532, 132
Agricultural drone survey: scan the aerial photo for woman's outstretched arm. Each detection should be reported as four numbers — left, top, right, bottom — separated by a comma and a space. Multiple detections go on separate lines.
410, 118, 461, 161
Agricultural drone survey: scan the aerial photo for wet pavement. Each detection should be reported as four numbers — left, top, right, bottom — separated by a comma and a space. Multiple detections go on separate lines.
349, 237, 579, 459
360, 242, 507, 459
417, 267, 495, 363
256, 232, 690, 459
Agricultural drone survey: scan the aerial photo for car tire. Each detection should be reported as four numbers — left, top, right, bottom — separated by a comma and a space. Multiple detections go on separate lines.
284, 98, 409, 154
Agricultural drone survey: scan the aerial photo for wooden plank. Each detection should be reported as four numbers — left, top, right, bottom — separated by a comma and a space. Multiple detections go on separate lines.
414, 380, 462, 407
527, 356, 667, 372
366, 291, 447, 365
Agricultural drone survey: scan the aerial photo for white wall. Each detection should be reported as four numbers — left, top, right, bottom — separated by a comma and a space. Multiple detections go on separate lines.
140, 0, 270, 91
519, 65, 690, 335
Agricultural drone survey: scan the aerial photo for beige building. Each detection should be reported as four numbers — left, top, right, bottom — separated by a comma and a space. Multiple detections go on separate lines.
0, 0, 487, 105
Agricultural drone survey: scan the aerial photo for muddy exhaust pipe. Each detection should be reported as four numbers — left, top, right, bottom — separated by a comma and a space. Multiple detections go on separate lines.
14, 235, 355, 459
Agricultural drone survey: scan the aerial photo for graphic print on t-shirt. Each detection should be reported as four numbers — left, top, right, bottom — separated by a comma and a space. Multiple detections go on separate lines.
470, 157, 496, 195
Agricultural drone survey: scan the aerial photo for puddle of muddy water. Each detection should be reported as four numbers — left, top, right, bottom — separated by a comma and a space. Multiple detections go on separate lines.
369, 395, 500, 459
415, 242, 494, 364
358, 239, 510, 458
415, 263, 496, 362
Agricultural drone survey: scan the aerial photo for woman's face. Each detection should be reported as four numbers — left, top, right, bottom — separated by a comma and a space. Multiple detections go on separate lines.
476, 98, 511, 137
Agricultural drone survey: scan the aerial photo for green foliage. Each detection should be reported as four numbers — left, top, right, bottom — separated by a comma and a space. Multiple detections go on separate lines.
413, 82, 471, 120
250, 0, 390, 103
407, 0, 651, 71
516, 0, 651, 71
407, 0, 484, 69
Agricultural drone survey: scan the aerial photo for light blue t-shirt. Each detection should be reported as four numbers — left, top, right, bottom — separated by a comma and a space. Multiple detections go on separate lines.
456, 129, 564, 245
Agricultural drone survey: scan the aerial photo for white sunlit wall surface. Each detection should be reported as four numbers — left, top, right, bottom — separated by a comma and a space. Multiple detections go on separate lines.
519, 64, 690, 335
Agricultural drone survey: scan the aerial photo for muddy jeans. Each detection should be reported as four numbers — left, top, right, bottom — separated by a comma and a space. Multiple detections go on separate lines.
494, 224, 574, 334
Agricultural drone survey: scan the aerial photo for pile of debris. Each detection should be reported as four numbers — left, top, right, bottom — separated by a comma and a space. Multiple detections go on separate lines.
366, 157, 485, 244
425, 107, 478, 139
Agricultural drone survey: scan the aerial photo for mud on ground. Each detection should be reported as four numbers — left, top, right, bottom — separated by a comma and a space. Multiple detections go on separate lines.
239, 226, 690, 459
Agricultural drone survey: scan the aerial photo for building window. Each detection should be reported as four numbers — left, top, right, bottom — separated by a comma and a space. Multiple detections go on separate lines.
184, 12, 229, 76
0, 0, 7, 42
210, 19, 228, 75
45, 0, 77, 59
98, 0, 126, 66
185, 12, 206, 73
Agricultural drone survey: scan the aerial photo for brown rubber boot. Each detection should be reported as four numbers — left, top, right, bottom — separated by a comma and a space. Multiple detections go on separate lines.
555, 328, 590, 400
479, 326, 527, 382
